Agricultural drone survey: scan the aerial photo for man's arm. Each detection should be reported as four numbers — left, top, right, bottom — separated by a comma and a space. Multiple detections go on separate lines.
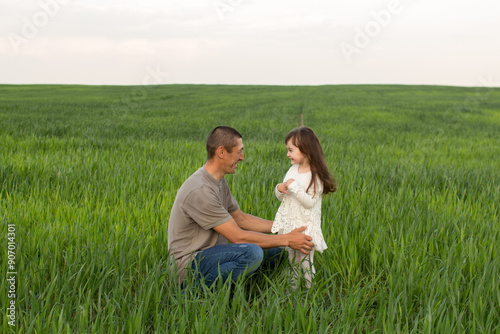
230, 209, 273, 233
213, 218, 314, 254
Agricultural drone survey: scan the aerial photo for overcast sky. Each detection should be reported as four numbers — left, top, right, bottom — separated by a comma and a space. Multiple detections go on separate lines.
1, 0, 499, 87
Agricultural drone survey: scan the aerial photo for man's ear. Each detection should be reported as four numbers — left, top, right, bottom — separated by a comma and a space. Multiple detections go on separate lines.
216, 146, 225, 159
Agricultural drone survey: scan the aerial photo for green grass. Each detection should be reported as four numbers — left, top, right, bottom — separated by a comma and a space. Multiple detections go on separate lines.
0, 84, 499, 333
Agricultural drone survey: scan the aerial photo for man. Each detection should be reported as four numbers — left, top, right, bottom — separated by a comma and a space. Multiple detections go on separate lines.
168, 126, 314, 287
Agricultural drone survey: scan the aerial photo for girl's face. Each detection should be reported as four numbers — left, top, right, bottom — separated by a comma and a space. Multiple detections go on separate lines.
286, 139, 307, 166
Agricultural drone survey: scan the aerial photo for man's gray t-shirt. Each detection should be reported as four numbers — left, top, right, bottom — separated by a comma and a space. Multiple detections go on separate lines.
167, 167, 239, 282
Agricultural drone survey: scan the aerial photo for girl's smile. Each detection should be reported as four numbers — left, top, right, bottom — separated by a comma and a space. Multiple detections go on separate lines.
286, 140, 308, 168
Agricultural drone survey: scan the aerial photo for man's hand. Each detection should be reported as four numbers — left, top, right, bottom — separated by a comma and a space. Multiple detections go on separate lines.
277, 178, 295, 195
287, 226, 314, 254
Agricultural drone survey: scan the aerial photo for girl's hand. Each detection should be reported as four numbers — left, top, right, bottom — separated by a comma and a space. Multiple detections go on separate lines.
277, 178, 294, 194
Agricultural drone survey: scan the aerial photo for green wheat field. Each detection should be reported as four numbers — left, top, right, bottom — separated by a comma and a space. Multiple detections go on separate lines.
1, 84, 499, 333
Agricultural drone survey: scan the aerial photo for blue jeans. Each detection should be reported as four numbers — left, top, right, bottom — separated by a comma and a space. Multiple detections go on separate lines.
190, 244, 285, 288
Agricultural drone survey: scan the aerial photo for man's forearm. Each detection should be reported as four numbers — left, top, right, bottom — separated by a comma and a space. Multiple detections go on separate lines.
214, 219, 313, 254
233, 229, 289, 249
234, 227, 313, 254
234, 212, 273, 233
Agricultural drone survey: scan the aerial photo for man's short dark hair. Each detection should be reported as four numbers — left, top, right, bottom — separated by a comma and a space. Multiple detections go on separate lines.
206, 126, 243, 160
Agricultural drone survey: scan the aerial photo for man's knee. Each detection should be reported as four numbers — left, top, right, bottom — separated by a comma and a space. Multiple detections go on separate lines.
262, 247, 286, 270
266, 247, 286, 261
237, 243, 264, 270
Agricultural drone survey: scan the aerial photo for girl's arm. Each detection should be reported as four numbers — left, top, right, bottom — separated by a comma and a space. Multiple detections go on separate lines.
275, 168, 294, 201
275, 184, 286, 201
287, 179, 322, 209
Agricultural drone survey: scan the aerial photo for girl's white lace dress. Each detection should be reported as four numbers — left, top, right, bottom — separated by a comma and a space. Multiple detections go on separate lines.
271, 164, 328, 252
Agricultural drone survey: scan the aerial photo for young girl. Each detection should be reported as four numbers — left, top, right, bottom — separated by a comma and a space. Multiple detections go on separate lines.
272, 127, 336, 288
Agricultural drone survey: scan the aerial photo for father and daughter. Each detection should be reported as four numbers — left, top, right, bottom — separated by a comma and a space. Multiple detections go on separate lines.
168, 125, 336, 290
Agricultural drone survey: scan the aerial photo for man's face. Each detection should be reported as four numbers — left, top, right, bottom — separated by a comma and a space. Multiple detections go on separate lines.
222, 138, 244, 174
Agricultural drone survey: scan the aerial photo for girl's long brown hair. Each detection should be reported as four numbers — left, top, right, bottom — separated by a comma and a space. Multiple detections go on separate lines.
286, 127, 336, 195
